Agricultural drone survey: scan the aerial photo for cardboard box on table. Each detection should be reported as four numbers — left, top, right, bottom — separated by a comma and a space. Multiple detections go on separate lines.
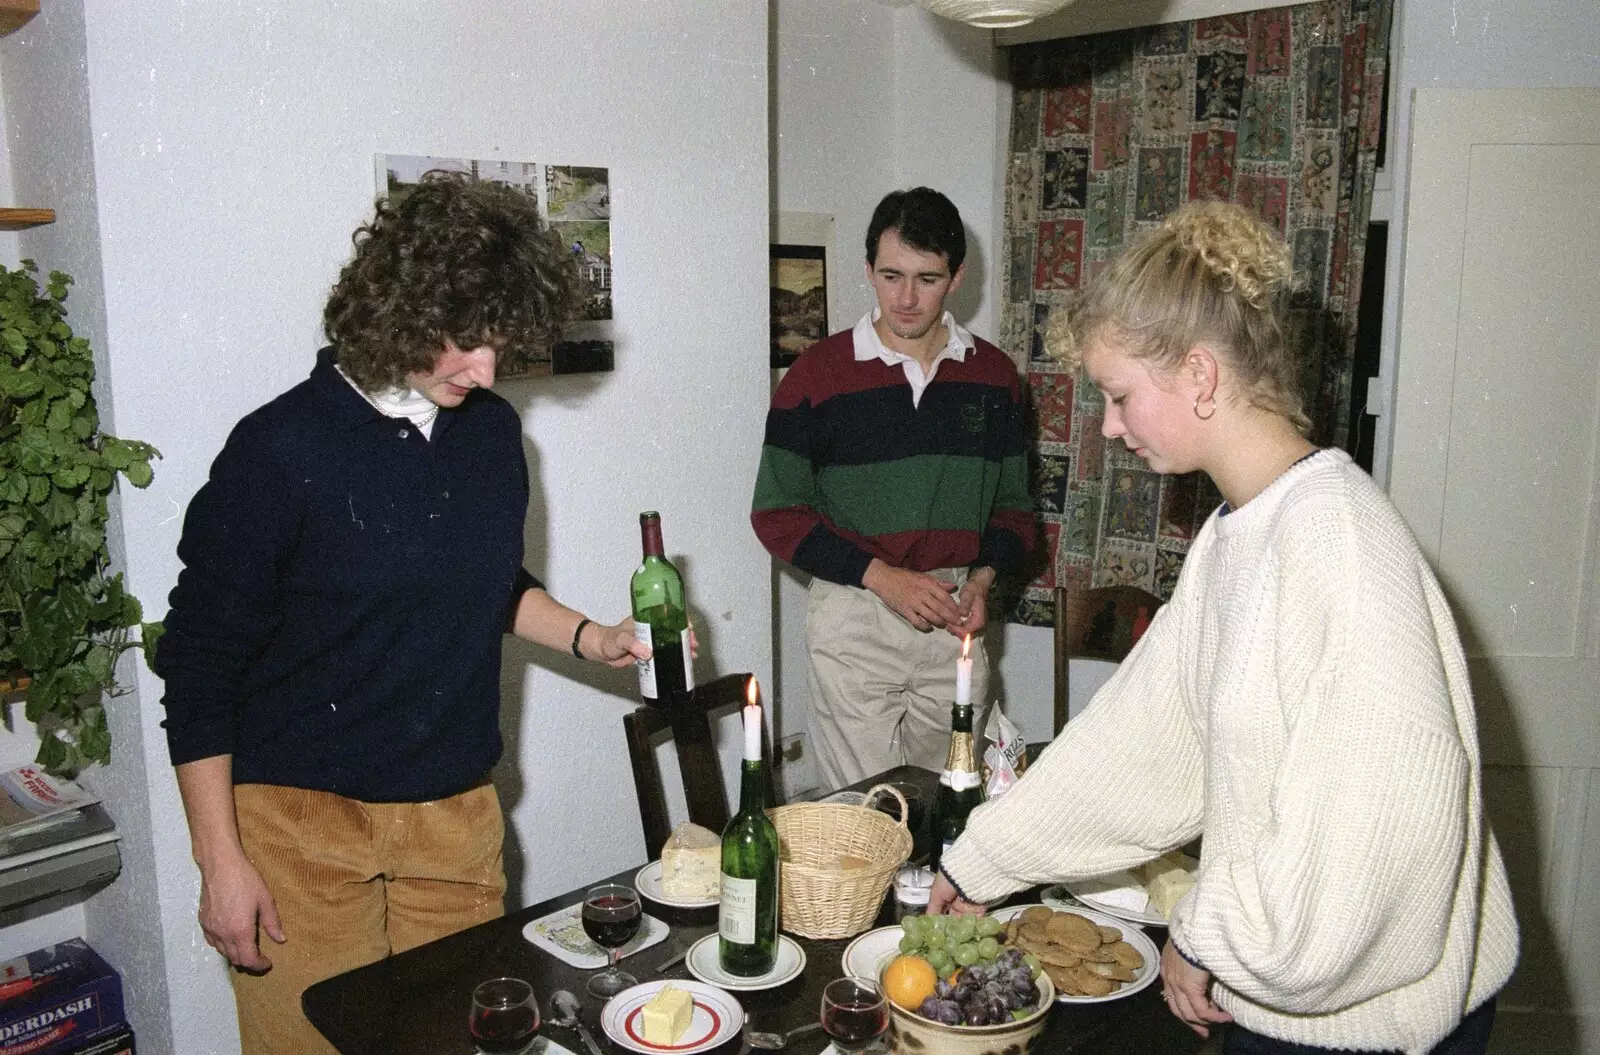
0, 939, 129, 1055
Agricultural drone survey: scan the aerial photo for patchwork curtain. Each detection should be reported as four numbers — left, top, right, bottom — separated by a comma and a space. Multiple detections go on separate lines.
998, 0, 1392, 626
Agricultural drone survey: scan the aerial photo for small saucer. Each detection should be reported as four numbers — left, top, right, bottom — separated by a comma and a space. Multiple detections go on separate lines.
684, 933, 806, 991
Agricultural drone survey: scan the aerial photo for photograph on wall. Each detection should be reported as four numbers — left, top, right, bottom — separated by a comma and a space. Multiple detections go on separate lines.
770, 243, 828, 368
545, 166, 610, 220
551, 219, 612, 321
376, 153, 614, 377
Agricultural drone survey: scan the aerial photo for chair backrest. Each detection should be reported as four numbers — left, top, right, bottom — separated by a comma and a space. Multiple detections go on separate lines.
1053, 584, 1164, 735
623, 672, 777, 854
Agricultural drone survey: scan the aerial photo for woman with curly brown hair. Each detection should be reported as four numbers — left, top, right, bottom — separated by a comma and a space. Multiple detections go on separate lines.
928, 201, 1517, 1054
156, 171, 647, 1055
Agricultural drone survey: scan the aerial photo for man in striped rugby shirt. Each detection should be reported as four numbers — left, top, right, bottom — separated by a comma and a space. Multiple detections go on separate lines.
752, 188, 1033, 788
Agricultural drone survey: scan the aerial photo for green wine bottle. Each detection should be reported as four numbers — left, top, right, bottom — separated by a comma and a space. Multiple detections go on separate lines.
631, 511, 693, 704
927, 699, 984, 877
719, 686, 779, 976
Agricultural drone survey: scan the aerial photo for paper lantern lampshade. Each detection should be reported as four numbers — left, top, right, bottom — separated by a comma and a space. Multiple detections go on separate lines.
915, 0, 1074, 29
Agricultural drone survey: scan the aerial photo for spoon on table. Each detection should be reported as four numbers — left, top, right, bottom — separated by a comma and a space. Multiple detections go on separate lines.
746, 1021, 824, 1050
549, 989, 605, 1055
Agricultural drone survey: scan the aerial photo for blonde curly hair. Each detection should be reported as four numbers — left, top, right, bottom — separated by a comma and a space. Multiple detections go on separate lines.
1047, 200, 1307, 433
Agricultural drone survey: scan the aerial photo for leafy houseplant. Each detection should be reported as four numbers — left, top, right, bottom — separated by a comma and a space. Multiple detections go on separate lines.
0, 261, 159, 775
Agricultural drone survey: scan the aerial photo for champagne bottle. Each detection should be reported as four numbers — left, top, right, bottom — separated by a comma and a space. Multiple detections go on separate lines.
927, 698, 984, 877
631, 511, 693, 703
719, 685, 779, 976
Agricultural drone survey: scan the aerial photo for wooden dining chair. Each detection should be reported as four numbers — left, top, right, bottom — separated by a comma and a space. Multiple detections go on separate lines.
1053, 584, 1164, 735
623, 672, 777, 853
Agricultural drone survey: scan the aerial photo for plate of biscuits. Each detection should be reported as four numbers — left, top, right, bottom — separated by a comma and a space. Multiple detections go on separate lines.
990, 903, 1160, 1003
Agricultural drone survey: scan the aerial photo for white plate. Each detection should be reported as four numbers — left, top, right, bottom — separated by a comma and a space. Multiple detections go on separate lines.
1043, 881, 1169, 928
634, 860, 719, 910
992, 903, 1161, 1004
600, 979, 744, 1055
841, 925, 903, 983
520, 904, 669, 970
684, 933, 806, 991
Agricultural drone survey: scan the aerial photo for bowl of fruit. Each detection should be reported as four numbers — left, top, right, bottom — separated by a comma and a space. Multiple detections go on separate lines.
875, 913, 1054, 1054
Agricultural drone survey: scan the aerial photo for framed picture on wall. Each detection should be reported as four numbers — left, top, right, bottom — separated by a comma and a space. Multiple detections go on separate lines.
375, 153, 615, 377
770, 243, 829, 368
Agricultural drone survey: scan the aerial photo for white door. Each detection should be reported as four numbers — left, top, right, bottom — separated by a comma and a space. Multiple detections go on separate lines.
1390, 87, 1600, 1052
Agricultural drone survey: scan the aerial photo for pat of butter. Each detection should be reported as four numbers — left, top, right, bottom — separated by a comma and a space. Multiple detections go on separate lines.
641, 984, 693, 1045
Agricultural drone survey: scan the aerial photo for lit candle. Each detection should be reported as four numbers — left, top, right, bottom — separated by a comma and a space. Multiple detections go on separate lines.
955, 634, 973, 707
743, 676, 763, 761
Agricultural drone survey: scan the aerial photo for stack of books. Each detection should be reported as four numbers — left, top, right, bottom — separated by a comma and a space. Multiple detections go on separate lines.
0, 767, 119, 915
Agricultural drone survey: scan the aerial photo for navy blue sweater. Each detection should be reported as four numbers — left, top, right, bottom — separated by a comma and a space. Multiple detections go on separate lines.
156, 348, 539, 802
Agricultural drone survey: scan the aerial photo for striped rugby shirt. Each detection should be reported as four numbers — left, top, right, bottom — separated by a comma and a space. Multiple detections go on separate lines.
751, 325, 1034, 586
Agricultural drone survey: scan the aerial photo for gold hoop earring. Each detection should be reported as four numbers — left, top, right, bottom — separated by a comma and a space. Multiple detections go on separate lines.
1194, 394, 1217, 420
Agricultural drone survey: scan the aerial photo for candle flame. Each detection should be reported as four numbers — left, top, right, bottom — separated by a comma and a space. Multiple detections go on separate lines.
746, 676, 759, 708
962, 634, 971, 660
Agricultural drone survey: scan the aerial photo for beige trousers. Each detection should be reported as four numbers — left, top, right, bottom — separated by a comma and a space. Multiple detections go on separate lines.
230, 781, 507, 1055
805, 570, 991, 789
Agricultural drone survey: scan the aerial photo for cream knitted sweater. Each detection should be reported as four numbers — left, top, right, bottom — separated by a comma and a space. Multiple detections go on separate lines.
942, 450, 1518, 1053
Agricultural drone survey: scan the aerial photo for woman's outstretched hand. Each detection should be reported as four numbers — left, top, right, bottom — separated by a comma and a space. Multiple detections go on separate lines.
926, 871, 986, 915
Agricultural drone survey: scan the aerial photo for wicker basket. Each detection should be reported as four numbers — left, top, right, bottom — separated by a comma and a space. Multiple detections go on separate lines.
769, 783, 914, 939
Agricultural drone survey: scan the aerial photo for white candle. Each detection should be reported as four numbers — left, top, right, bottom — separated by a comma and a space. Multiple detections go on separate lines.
955, 634, 973, 707
743, 678, 763, 761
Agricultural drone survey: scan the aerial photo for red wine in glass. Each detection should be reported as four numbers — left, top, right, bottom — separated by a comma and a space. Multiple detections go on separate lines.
470, 1005, 538, 1054
583, 883, 643, 998
582, 894, 643, 949
820, 978, 890, 1053
469, 978, 539, 1055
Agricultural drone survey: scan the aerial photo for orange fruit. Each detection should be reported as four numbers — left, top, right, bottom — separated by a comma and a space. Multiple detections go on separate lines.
882, 954, 938, 1011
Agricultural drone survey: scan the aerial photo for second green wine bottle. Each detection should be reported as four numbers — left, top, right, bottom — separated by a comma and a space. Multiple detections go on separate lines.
631, 511, 694, 704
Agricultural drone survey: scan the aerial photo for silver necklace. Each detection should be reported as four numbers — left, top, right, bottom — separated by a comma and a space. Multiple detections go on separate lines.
352, 382, 439, 427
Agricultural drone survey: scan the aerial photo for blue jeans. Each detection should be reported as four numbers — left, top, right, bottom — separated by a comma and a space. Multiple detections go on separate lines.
1225, 998, 1496, 1055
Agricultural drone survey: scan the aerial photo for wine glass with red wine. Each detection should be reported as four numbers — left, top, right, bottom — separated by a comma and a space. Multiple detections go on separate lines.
582, 882, 643, 998
468, 977, 539, 1055
820, 977, 890, 1053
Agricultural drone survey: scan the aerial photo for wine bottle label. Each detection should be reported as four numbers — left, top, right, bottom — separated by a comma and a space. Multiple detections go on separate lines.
941, 768, 982, 791
719, 874, 757, 944
679, 627, 695, 690
635, 622, 656, 697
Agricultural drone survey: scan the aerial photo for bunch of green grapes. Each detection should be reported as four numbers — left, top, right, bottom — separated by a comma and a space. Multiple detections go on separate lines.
897, 913, 1012, 977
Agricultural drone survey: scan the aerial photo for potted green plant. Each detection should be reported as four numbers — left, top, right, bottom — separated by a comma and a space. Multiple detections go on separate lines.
0, 261, 159, 775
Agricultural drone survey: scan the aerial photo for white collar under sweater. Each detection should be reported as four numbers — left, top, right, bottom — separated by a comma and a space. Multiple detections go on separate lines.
335, 365, 439, 439
941, 449, 1518, 1053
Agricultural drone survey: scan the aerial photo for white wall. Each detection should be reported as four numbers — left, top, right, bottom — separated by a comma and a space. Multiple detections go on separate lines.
1372, 0, 1600, 483
5, 2, 771, 1052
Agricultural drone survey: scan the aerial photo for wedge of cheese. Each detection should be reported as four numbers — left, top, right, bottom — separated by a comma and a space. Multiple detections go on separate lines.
661, 822, 721, 900
641, 984, 693, 1045
1139, 851, 1198, 920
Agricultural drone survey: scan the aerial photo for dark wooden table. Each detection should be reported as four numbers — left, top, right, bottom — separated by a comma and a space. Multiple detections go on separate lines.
303, 764, 1204, 1054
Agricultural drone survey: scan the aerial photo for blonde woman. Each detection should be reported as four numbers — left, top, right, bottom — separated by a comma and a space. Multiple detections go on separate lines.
927, 201, 1517, 1055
